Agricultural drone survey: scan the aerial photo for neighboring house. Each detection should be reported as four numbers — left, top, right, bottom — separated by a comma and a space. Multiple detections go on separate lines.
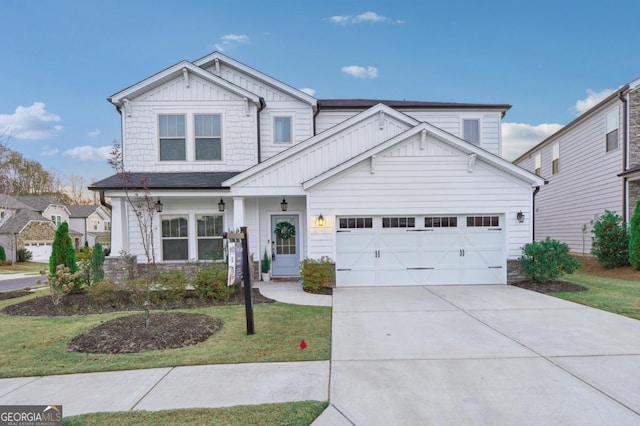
68, 205, 111, 250
90, 52, 543, 286
514, 78, 640, 254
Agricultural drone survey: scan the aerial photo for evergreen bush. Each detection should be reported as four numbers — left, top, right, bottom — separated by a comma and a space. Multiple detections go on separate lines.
519, 238, 581, 282
90, 242, 105, 283
629, 199, 640, 269
192, 264, 233, 301
49, 222, 77, 276
300, 257, 335, 291
17, 248, 32, 262
591, 210, 629, 269
0, 245, 6, 262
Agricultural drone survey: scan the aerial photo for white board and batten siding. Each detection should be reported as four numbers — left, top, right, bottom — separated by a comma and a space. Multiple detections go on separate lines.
306, 134, 534, 285
123, 74, 258, 173
315, 109, 503, 156
516, 100, 623, 254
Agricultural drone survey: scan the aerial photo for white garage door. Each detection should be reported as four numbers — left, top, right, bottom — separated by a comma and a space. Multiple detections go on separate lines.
24, 242, 52, 262
336, 215, 505, 286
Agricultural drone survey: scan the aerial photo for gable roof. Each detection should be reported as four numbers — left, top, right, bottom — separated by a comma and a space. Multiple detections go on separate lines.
89, 172, 240, 191
68, 205, 104, 218
303, 121, 545, 190
223, 103, 420, 187
0, 209, 53, 234
108, 61, 261, 106
193, 51, 317, 107
0, 194, 33, 210
12, 195, 62, 212
318, 99, 511, 115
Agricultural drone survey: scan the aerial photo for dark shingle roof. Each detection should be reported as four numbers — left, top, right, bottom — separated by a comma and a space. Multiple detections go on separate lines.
12, 195, 60, 212
0, 209, 52, 234
88, 172, 240, 190
68, 205, 102, 218
0, 194, 33, 210
318, 99, 512, 111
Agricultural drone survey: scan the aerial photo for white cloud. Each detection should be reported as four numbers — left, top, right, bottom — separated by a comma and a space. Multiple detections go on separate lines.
575, 89, 614, 115
299, 88, 316, 96
62, 145, 112, 161
88, 128, 100, 138
214, 34, 249, 51
41, 145, 58, 156
328, 11, 404, 25
502, 122, 564, 161
342, 65, 378, 79
0, 102, 62, 140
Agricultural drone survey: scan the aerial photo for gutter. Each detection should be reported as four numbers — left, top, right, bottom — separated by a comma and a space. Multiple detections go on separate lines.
620, 90, 629, 221
256, 97, 266, 163
98, 190, 112, 210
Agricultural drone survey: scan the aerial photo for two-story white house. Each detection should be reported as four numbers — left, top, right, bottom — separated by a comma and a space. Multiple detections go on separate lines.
90, 52, 543, 286
515, 78, 640, 254
68, 205, 111, 250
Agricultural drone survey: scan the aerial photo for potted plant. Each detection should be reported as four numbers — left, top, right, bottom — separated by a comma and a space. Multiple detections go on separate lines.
261, 249, 271, 282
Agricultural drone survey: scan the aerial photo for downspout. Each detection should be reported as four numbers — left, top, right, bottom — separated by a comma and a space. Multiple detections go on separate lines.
532, 181, 548, 242
256, 97, 266, 163
619, 90, 629, 221
312, 104, 320, 136
99, 190, 112, 210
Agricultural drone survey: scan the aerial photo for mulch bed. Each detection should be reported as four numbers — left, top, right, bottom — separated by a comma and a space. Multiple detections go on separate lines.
510, 280, 587, 294
302, 286, 333, 295
0, 289, 32, 301
1, 288, 273, 317
69, 312, 223, 354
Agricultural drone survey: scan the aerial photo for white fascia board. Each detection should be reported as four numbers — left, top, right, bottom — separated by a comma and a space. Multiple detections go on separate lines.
303, 122, 545, 190
193, 52, 317, 107
109, 61, 260, 105
229, 187, 307, 197
223, 103, 420, 187
104, 189, 233, 199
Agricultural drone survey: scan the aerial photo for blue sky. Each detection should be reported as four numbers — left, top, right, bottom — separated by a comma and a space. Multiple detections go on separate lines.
1, 0, 639, 188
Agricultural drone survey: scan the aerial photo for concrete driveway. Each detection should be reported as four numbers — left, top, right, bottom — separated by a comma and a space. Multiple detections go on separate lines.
318, 285, 640, 425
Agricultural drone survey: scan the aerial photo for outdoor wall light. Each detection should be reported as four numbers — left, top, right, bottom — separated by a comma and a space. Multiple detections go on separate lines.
154, 199, 164, 213
317, 214, 325, 227
516, 211, 525, 223
280, 197, 288, 211
218, 198, 226, 212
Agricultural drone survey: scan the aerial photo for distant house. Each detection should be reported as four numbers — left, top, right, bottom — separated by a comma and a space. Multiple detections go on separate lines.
514, 78, 640, 254
90, 51, 543, 286
0, 194, 111, 261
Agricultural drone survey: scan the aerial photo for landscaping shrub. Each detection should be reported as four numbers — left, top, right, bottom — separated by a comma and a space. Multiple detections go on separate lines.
629, 199, 640, 270
192, 264, 233, 301
17, 248, 32, 262
591, 210, 629, 269
90, 242, 105, 283
0, 245, 6, 262
48, 264, 84, 299
519, 238, 581, 283
300, 257, 335, 291
75, 245, 93, 262
50, 222, 77, 275
261, 249, 271, 274
156, 270, 188, 300
87, 279, 119, 305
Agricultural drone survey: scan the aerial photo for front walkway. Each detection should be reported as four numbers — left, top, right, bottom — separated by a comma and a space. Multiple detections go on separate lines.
314, 285, 640, 425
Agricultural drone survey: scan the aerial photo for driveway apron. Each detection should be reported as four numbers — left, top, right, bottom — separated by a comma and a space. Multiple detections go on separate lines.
324, 285, 640, 425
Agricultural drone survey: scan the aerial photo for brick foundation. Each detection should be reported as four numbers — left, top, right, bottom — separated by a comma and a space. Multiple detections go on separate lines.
506, 259, 526, 284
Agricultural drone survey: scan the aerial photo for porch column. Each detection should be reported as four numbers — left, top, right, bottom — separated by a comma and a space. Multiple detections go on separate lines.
233, 197, 245, 228
109, 198, 126, 255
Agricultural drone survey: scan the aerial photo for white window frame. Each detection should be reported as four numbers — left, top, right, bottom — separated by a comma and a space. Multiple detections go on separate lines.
462, 118, 480, 145
194, 114, 223, 161
158, 114, 186, 161
552, 143, 560, 175
51, 215, 62, 226
273, 115, 293, 144
534, 153, 541, 176
196, 214, 224, 261
605, 109, 619, 153
161, 215, 189, 261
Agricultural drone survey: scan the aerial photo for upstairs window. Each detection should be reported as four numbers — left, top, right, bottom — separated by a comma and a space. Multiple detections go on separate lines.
159, 114, 186, 161
552, 143, 560, 175
463, 119, 480, 145
195, 114, 222, 160
534, 153, 541, 176
51, 215, 62, 226
606, 109, 619, 152
274, 116, 292, 144
105, 222, 111, 231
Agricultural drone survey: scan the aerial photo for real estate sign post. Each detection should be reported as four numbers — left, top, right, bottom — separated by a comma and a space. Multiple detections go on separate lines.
225, 228, 254, 335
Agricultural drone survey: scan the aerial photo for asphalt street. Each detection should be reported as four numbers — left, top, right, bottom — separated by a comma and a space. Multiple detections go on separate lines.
0, 275, 46, 292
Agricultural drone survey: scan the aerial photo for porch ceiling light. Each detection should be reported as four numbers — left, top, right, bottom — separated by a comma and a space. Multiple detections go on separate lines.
155, 199, 164, 213
317, 214, 325, 227
516, 211, 525, 223
218, 198, 225, 212
280, 197, 288, 212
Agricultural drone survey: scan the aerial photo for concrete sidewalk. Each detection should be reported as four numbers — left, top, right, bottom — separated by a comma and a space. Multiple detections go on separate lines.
0, 281, 331, 418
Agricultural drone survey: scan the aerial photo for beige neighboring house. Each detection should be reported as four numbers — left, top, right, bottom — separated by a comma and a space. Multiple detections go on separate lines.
68, 205, 111, 250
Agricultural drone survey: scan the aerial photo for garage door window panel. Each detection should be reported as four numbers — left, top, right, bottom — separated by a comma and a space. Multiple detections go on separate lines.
466, 216, 500, 227
425, 217, 458, 228
339, 217, 373, 229
382, 217, 415, 228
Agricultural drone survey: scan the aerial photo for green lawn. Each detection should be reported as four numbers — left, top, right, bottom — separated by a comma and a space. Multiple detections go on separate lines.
0, 261, 48, 275
0, 295, 331, 378
551, 272, 640, 320
62, 401, 329, 426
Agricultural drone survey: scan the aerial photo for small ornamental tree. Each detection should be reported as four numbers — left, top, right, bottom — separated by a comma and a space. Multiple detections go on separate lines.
591, 210, 629, 269
49, 222, 77, 276
519, 238, 581, 283
629, 199, 640, 269
0, 245, 6, 262
90, 242, 106, 283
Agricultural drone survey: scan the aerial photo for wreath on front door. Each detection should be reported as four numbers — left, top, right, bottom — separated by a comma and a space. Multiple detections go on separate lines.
275, 221, 295, 240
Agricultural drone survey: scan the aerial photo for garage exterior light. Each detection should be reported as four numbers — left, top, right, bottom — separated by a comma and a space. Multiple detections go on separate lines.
516, 211, 525, 223
317, 214, 325, 227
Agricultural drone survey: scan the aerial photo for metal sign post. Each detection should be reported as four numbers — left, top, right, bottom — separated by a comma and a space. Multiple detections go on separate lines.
225, 227, 254, 335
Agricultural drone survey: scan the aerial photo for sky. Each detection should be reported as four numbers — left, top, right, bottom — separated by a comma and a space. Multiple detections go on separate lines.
1, 0, 639, 189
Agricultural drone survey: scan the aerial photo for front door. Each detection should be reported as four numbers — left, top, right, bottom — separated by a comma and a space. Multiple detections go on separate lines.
271, 215, 299, 276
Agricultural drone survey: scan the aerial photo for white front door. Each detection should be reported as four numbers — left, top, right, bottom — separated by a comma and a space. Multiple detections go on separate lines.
271, 215, 300, 276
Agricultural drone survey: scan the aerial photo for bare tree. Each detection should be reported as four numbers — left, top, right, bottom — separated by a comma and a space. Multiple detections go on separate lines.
66, 174, 89, 205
